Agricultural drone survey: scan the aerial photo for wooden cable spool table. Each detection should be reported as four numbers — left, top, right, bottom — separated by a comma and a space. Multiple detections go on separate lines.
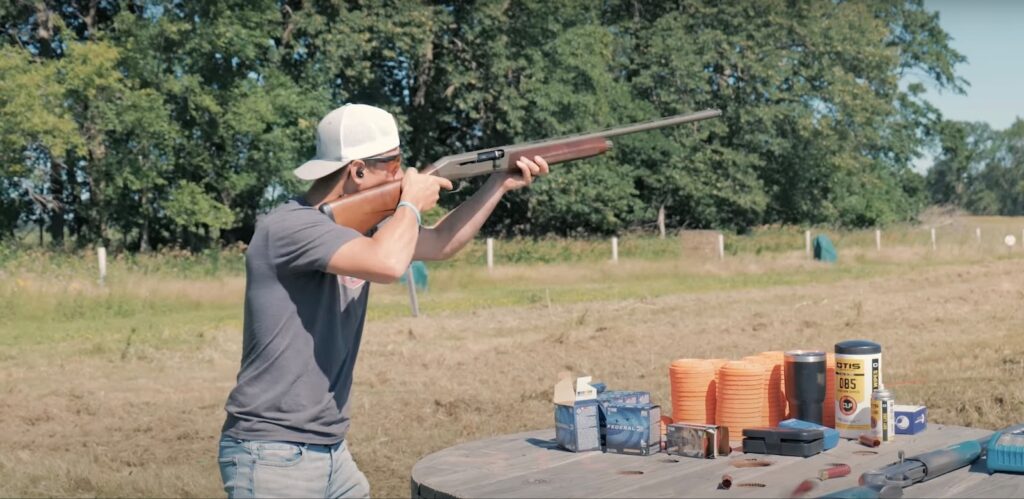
411, 425, 1024, 498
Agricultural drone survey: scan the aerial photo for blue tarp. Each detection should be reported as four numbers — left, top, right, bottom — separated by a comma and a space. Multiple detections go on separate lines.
813, 234, 837, 263
399, 260, 428, 290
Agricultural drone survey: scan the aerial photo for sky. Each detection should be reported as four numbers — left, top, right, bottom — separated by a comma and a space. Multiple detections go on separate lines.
910, 0, 1024, 169
917, 0, 1024, 129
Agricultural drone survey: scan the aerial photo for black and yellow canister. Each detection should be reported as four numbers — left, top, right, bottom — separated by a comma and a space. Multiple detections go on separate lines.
834, 340, 882, 439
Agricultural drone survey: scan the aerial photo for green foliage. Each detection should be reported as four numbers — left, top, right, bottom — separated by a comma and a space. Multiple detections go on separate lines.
927, 119, 1024, 215
0, 0, 969, 250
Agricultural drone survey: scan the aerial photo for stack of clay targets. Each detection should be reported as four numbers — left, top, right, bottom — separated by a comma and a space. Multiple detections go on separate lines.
758, 351, 789, 422
741, 356, 781, 427
716, 360, 766, 441
708, 359, 730, 378
825, 353, 836, 427
669, 359, 717, 424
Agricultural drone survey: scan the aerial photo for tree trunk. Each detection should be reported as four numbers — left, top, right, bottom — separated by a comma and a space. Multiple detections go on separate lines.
139, 218, 150, 253
69, 163, 83, 242
48, 159, 65, 248
84, 0, 98, 38
139, 191, 150, 253
657, 203, 666, 239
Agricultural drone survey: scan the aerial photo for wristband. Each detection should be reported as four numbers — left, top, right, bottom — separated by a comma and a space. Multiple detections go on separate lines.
396, 201, 422, 226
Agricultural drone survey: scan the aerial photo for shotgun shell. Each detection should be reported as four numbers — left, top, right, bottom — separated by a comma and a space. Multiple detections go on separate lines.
791, 479, 817, 497
859, 434, 881, 447
819, 463, 852, 480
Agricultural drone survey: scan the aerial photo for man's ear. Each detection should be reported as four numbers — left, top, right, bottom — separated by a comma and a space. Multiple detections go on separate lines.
348, 159, 366, 185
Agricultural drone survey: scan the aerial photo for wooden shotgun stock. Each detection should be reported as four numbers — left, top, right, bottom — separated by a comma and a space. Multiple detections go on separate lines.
319, 109, 722, 233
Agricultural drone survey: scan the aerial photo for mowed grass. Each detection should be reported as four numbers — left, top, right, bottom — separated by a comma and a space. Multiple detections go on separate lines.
1, 215, 1024, 497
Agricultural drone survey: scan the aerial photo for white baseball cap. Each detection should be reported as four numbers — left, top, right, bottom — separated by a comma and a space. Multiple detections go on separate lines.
293, 104, 400, 181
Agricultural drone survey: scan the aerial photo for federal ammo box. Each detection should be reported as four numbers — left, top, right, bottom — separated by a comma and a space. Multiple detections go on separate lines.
602, 403, 661, 456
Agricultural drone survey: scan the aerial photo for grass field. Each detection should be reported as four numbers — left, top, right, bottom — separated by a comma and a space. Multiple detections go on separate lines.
1, 215, 1023, 497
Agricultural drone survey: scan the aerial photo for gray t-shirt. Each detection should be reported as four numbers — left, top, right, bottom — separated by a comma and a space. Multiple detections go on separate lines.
222, 197, 369, 444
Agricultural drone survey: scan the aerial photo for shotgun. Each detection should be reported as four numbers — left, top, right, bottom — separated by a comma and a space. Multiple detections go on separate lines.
319, 109, 722, 233
820, 433, 994, 498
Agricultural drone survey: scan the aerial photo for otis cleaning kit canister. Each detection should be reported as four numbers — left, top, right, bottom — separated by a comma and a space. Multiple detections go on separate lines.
834, 340, 882, 439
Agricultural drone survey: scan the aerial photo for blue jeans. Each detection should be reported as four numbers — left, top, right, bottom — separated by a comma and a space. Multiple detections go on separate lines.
218, 435, 370, 498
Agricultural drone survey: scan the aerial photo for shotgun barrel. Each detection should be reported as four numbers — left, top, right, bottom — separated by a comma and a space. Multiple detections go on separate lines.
320, 109, 722, 233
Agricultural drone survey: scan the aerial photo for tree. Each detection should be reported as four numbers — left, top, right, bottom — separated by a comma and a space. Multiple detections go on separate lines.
0, 0, 972, 249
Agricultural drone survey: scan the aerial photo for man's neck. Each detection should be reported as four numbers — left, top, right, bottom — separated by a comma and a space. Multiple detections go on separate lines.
304, 177, 351, 208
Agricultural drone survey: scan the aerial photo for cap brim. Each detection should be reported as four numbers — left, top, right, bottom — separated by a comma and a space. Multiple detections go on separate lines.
293, 159, 349, 181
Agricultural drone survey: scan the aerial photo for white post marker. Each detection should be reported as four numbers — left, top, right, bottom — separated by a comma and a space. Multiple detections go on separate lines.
931, 227, 937, 251
875, 229, 881, 251
976, 227, 982, 244
611, 236, 619, 263
486, 237, 494, 272
405, 266, 420, 318
97, 246, 107, 285
718, 233, 725, 260
805, 230, 811, 258
1004, 234, 1016, 256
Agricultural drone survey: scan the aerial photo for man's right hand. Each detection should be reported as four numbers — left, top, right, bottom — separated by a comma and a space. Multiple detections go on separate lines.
400, 167, 453, 212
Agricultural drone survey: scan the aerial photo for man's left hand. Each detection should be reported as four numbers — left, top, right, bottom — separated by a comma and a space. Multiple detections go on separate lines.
496, 155, 549, 192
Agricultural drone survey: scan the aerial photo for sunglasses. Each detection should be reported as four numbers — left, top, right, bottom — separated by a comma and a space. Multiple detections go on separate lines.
363, 153, 402, 174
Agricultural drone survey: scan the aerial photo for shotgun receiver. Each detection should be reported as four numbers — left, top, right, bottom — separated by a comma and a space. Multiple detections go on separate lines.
319, 109, 723, 233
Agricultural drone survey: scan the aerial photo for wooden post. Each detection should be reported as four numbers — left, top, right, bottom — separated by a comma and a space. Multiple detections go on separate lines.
718, 233, 725, 260
805, 230, 811, 258
486, 238, 494, 272
657, 205, 666, 239
875, 229, 881, 251
931, 227, 937, 251
611, 236, 619, 263
97, 247, 107, 286
405, 265, 420, 318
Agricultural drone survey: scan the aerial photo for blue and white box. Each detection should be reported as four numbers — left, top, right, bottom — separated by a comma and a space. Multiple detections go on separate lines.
553, 374, 601, 452
894, 405, 927, 435
555, 400, 600, 452
602, 403, 661, 456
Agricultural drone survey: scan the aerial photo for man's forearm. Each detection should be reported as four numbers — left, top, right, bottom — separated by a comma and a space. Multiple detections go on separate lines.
420, 176, 507, 260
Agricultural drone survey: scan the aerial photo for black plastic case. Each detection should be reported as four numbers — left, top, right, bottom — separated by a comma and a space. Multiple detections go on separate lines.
741, 427, 825, 457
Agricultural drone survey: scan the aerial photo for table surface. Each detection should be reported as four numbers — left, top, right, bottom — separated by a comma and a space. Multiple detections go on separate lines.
411, 425, 1024, 498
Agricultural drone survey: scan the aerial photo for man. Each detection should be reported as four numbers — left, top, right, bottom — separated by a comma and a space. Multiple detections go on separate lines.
217, 104, 548, 498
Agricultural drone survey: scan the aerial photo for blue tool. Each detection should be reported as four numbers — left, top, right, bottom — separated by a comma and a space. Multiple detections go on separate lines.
987, 424, 1024, 474
779, 418, 840, 450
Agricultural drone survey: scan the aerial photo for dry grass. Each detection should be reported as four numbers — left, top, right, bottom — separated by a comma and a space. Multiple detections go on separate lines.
2, 222, 1024, 497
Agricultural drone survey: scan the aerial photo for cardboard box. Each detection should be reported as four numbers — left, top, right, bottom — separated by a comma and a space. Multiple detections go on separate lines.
553, 374, 601, 452
596, 390, 652, 446
894, 405, 927, 435
602, 403, 661, 456
666, 423, 731, 459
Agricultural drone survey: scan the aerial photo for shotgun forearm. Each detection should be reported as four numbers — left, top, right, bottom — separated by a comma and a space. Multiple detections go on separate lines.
319, 108, 722, 232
